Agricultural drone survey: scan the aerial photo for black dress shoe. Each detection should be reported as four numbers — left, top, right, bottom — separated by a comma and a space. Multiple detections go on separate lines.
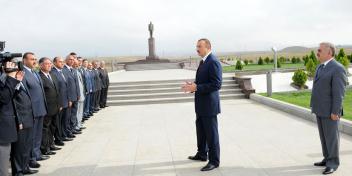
37, 155, 50, 161
23, 168, 39, 175
188, 155, 207, 161
29, 161, 41, 168
68, 134, 76, 138
323, 167, 336, 175
201, 163, 219, 171
55, 141, 65, 146
73, 131, 82, 134
63, 138, 73, 142
50, 146, 62, 151
43, 151, 56, 155
14, 173, 24, 176
314, 161, 326, 167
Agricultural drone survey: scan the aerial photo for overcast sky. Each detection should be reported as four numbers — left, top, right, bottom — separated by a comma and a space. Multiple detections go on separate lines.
1, 0, 352, 58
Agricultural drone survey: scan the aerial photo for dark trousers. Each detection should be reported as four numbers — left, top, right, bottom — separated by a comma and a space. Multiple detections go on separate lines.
95, 90, 101, 109
70, 101, 78, 130
41, 115, 54, 153
60, 107, 70, 138
90, 92, 96, 112
53, 112, 63, 143
195, 115, 220, 166
99, 88, 108, 107
31, 116, 44, 161
317, 116, 340, 169
10, 127, 33, 175
83, 93, 91, 116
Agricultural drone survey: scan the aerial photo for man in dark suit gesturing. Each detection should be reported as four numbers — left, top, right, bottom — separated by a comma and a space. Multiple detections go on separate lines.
311, 42, 347, 175
182, 38, 222, 172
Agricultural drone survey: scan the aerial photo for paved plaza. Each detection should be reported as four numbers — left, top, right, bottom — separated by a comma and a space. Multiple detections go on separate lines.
33, 69, 352, 176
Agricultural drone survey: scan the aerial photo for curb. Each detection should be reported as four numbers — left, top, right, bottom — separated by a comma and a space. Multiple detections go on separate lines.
250, 93, 352, 136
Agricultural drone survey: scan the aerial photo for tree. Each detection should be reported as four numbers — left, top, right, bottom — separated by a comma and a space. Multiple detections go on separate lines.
306, 58, 317, 77
258, 57, 264, 65
337, 48, 346, 61
296, 57, 301, 63
235, 60, 243, 70
303, 55, 309, 65
264, 57, 270, 64
279, 56, 286, 63
291, 57, 297, 64
309, 51, 318, 64
339, 55, 350, 70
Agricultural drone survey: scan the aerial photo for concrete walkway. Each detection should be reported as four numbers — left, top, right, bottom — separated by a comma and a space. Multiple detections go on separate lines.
34, 99, 352, 176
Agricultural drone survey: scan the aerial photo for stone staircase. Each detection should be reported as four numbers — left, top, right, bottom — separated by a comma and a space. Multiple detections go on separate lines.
125, 63, 182, 71
107, 77, 245, 106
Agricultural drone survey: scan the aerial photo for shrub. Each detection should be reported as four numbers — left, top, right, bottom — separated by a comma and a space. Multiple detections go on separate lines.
244, 59, 249, 65
258, 57, 264, 65
292, 69, 308, 88
235, 60, 243, 70
277, 60, 282, 68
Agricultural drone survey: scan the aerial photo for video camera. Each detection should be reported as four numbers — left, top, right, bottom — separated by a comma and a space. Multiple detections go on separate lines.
0, 41, 23, 73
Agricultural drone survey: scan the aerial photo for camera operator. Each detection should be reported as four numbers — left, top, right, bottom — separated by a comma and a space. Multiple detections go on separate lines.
0, 62, 23, 176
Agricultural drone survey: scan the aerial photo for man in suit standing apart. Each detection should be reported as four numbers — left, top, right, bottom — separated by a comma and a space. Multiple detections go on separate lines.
182, 38, 222, 172
22, 52, 49, 168
311, 42, 347, 175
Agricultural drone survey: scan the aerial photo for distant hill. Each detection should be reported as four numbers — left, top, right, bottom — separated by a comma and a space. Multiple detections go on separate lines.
279, 46, 310, 53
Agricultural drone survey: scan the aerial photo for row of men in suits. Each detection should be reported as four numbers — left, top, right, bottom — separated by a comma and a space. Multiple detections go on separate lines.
0, 52, 109, 176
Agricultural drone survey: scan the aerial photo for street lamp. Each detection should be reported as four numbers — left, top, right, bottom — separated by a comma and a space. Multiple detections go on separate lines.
271, 46, 278, 72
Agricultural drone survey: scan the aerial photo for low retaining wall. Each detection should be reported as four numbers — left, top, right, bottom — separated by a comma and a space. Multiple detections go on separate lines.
250, 93, 352, 136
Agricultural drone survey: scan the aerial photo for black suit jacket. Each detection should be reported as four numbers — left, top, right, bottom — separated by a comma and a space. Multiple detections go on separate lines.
13, 84, 34, 129
39, 71, 60, 117
0, 74, 20, 144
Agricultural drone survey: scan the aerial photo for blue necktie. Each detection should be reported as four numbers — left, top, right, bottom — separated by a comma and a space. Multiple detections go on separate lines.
32, 70, 40, 82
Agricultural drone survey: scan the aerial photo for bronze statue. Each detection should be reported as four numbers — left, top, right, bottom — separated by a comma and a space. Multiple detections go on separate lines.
148, 22, 154, 38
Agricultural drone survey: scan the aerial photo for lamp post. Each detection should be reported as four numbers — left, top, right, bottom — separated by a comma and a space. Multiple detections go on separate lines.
271, 46, 278, 72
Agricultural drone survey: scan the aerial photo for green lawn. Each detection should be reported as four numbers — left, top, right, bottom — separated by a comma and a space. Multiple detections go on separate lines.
260, 90, 352, 121
223, 63, 305, 72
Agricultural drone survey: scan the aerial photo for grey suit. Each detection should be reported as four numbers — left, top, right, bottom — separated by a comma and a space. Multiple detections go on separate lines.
310, 59, 347, 169
22, 67, 48, 161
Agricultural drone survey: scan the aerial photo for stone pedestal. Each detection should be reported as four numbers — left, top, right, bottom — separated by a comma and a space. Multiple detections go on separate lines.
146, 37, 159, 61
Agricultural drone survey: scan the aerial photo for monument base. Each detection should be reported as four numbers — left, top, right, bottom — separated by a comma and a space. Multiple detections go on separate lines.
146, 56, 160, 61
